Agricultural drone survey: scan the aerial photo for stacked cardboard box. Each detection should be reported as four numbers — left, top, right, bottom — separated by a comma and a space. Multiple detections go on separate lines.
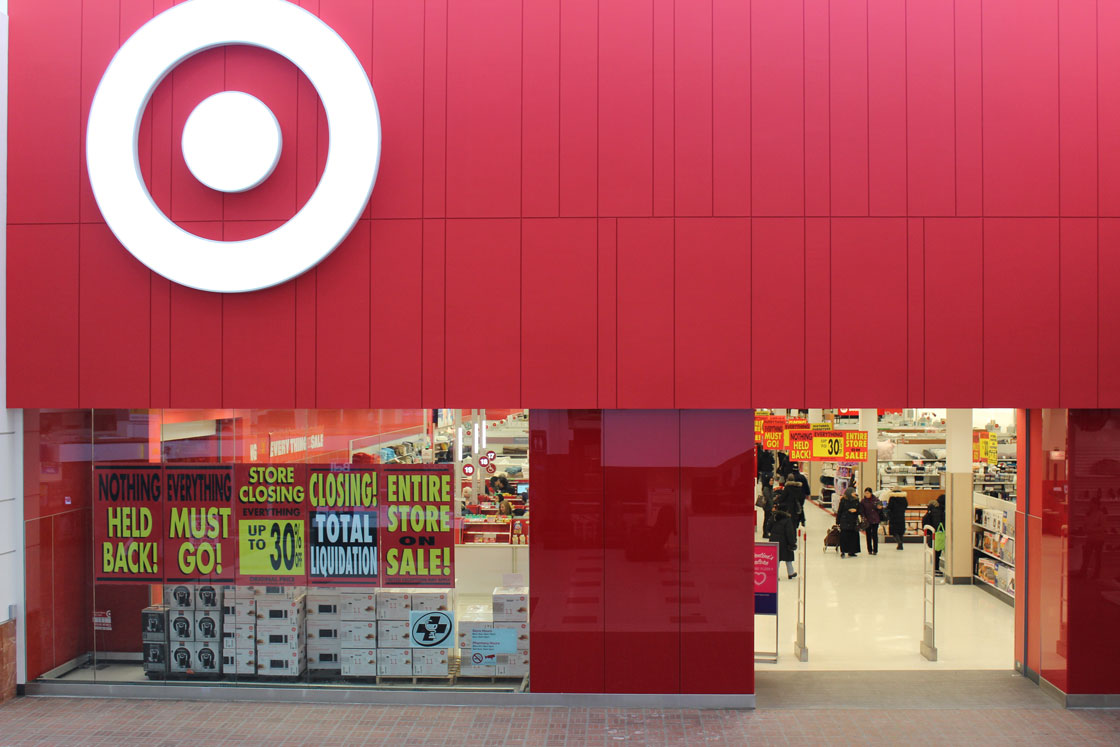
335, 588, 455, 678
458, 588, 529, 678
162, 584, 222, 676
340, 588, 380, 676
306, 589, 342, 671
254, 590, 307, 676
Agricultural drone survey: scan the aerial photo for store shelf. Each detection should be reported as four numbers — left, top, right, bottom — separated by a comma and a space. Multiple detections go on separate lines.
972, 523, 1015, 543
973, 545, 1014, 568
973, 574, 1015, 602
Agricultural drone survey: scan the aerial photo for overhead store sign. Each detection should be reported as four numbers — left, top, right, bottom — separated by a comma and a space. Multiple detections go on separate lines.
91, 463, 454, 588
85, 0, 380, 293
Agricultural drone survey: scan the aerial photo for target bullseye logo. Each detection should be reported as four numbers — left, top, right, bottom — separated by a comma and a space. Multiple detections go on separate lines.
86, 0, 381, 293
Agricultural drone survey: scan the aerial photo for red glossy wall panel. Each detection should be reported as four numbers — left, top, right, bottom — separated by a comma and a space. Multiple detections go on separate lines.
906, 0, 955, 216
982, 219, 1060, 406
603, 409, 679, 693
1100, 220, 1120, 406
829, 0, 869, 217
616, 219, 674, 407
12, 0, 1120, 412
1059, 220, 1098, 407
751, 219, 804, 406
444, 220, 520, 405
675, 219, 749, 408
982, 0, 1060, 216
923, 219, 982, 406
830, 218, 908, 405
750, 0, 803, 216
521, 219, 598, 407
679, 410, 753, 694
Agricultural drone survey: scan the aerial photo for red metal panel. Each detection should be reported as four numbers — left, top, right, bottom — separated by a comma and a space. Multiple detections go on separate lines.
923, 219, 982, 406
222, 46, 299, 222
169, 222, 223, 408
445, 219, 520, 405
906, 0, 955, 216
1099, 220, 1120, 406
558, 0, 597, 217
868, 0, 906, 216
422, 0, 448, 217
830, 218, 907, 405
1027, 513, 1043, 677
804, 0, 830, 216
316, 220, 371, 408
616, 219, 674, 408
712, 0, 749, 216
8, 0, 82, 224
982, 0, 1060, 216
370, 220, 423, 408
221, 222, 296, 409
603, 409, 679, 694
804, 218, 831, 406
751, 219, 804, 406
680, 410, 753, 694
652, 0, 674, 216
1058, 0, 1098, 216
599, 0, 654, 216
954, 0, 983, 216
528, 409, 605, 694
674, 0, 713, 216
983, 219, 1060, 406
169, 49, 225, 223
751, 0, 803, 216
79, 0, 121, 224
1098, 3, 1120, 216
1059, 220, 1098, 407
829, 0, 869, 217
295, 271, 317, 409
319, 0, 373, 220
7, 226, 80, 407
369, 1, 423, 218
676, 219, 749, 408
446, 0, 521, 218
598, 220, 618, 408
421, 220, 446, 407
522, 219, 598, 407
52, 510, 93, 668
22, 517, 52, 679
907, 219, 925, 406
150, 274, 171, 408
522, 0, 560, 217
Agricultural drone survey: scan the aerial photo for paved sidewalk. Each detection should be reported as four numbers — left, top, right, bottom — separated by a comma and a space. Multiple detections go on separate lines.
1, 692, 1119, 746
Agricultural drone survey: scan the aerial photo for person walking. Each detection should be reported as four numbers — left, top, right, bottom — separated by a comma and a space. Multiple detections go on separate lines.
859, 487, 882, 555
836, 487, 862, 557
757, 476, 776, 539
921, 496, 946, 576
887, 491, 909, 549
781, 471, 807, 527
771, 506, 798, 579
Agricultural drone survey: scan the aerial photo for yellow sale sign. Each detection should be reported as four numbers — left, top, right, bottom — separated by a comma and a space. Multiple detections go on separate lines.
812, 432, 846, 460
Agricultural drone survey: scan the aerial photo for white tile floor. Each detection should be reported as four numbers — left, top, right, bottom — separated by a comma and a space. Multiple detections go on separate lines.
755, 493, 1015, 670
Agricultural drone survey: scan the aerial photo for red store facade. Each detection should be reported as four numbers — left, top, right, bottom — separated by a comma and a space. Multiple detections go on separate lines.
4, 0, 1120, 706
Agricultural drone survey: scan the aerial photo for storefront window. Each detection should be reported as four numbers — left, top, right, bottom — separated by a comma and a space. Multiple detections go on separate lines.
45, 409, 531, 691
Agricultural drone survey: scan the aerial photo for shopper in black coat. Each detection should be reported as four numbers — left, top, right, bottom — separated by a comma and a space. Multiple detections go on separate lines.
771, 507, 798, 579
836, 487, 862, 557
921, 496, 946, 576
759, 476, 776, 539
887, 492, 909, 549
757, 447, 774, 481
781, 474, 807, 527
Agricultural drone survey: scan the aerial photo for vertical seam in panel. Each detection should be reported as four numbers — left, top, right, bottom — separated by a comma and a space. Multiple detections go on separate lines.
953, 0, 958, 215
979, 4, 984, 405
866, 0, 870, 215
1096, 0, 1100, 407
557, 0, 562, 213
673, 218, 677, 408
421, 0, 427, 220
521, 0, 525, 406
615, 219, 619, 408
802, 0, 807, 406
922, 218, 927, 406
710, 0, 714, 216
1057, 1, 1062, 219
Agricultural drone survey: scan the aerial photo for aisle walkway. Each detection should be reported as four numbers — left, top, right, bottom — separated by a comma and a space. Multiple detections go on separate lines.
754, 492, 1014, 670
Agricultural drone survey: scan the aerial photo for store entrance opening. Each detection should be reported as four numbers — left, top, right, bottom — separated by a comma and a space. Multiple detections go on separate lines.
754, 409, 1017, 671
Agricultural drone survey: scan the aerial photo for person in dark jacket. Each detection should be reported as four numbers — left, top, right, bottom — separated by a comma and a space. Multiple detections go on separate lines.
836, 487, 862, 557
771, 507, 798, 579
757, 447, 774, 482
859, 488, 882, 555
887, 491, 909, 549
776, 450, 791, 479
759, 476, 776, 539
921, 496, 946, 576
780, 473, 806, 527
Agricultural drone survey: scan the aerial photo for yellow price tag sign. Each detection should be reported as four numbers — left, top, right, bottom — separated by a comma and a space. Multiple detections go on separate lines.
239, 519, 306, 577
812, 434, 845, 459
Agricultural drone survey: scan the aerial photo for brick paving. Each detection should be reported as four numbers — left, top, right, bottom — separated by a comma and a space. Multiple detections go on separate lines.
0, 696, 1119, 745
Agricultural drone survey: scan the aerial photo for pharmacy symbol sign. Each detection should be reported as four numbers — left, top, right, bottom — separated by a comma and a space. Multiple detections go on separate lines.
410, 611, 454, 648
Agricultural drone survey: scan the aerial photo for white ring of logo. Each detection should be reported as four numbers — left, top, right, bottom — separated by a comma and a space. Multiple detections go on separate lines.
86, 0, 381, 293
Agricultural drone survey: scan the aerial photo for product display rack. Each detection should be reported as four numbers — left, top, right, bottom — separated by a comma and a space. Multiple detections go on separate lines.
972, 496, 1016, 606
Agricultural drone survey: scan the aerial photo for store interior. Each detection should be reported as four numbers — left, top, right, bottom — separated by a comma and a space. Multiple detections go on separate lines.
35, 408, 533, 691
753, 408, 1017, 670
